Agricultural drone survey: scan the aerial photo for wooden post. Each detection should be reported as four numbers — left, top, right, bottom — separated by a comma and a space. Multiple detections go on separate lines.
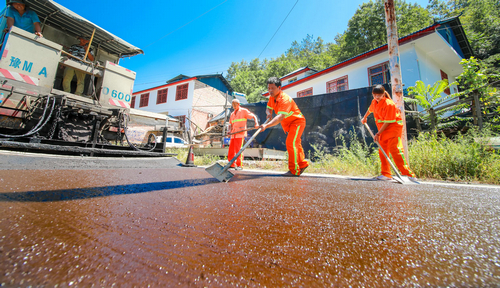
162, 126, 168, 153
429, 108, 436, 131
83, 28, 96, 62
414, 103, 422, 132
221, 92, 229, 148
473, 92, 483, 130
384, 0, 409, 161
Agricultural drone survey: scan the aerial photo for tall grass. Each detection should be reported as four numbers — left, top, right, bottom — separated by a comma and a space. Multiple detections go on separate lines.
307, 130, 379, 176
409, 127, 500, 184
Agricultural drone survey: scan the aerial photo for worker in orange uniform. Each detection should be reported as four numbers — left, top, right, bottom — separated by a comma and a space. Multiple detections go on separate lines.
362, 85, 416, 181
259, 77, 309, 176
227, 98, 259, 170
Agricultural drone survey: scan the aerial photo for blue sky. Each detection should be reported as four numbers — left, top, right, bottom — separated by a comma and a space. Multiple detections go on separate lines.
4, 0, 432, 92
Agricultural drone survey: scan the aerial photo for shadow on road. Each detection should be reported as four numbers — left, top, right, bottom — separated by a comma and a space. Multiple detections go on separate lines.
0, 178, 220, 202
0, 172, 286, 202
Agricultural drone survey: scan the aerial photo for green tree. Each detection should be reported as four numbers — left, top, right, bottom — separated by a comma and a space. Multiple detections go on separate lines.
337, 0, 433, 61
227, 58, 267, 99
456, 57, 500, 131
228, 35, 337, 103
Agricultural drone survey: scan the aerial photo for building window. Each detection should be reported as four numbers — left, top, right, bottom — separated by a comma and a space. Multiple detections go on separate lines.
130, 96, 136, 108
174, 115, 186, 128
297, 88, 313, 98
175, 83, 189, 101
326, 76, 349, 93
139, 93, 149, 107
368, 62, 390, 86
157, 88, 168, 104
440, 70, 450, 95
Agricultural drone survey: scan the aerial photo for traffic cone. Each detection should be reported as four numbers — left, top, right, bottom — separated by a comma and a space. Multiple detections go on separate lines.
182, 145, 197, 167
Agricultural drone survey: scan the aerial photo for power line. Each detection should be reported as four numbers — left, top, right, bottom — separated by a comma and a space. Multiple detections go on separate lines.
143, 0, 228, 49
257, 0, 299, 59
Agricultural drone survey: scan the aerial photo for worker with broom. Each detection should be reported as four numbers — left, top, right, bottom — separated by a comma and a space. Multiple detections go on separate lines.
361, 85, 416, 181
227, 98, 259, 170
259, 77, 309, 176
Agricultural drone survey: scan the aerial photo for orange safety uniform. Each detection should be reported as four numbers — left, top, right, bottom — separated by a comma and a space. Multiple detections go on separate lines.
228, 107, 256, 168
267, 91, 308, 175
368, 97, 416, 178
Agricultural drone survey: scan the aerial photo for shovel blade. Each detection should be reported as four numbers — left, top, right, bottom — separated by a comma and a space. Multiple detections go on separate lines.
205, 162, 234, 182
400, 176, 419, 185
393, 175, 419, 185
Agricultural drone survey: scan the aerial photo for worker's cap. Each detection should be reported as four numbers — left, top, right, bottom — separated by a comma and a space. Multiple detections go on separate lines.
231, 98, 240, 104
8, 0, 26, 4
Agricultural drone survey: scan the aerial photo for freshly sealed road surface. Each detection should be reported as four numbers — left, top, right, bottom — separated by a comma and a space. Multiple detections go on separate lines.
1, 153, 499, 287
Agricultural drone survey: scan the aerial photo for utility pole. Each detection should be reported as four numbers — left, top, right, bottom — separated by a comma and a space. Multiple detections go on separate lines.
384, 0, 409, 162
221, 92, 230, 148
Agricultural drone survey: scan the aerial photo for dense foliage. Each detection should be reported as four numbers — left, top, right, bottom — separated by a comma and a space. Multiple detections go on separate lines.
227, 0, 500, 103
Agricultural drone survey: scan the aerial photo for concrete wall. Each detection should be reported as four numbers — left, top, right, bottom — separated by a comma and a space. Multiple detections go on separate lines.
191, 81, 229, 134
191, 109, 210, 135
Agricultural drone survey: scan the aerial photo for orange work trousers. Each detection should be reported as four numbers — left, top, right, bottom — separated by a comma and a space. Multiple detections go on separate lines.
286, 119, 308, 175
378, 136, 416, 178
228, 137, 244, 168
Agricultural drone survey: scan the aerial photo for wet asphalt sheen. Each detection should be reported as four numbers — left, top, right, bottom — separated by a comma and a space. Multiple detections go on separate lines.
0, 156, 499, 286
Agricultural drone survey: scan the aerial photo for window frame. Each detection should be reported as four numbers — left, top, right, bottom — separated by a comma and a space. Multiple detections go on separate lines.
157, 88, 168, 104
175, 83, 189, 101
368, 62, 390, 86
440, 70, 450, 95
297, 88, 313, 98
139, 93, 149, 108
130, 96, 136, 108
326, 75, 349, 93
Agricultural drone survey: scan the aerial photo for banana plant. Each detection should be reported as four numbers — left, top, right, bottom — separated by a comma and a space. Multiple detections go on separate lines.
405, 79, 458, 131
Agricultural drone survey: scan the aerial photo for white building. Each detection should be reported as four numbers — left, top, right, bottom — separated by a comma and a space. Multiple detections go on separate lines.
132, 74, 234, 138
264, 17, 472, 102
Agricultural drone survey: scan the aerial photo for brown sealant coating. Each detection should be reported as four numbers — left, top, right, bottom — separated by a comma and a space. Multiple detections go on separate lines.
1, 168, 499, 286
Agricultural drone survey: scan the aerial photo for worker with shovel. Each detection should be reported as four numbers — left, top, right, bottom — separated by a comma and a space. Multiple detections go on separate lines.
227, 98, 259, 170
260, 77, 309, 176
361, 85, 416, 182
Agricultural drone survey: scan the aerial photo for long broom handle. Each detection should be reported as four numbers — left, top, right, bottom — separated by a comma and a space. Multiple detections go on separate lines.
195, 126, 259, 141
363, 123, 403, 179
220, 119, 269, 174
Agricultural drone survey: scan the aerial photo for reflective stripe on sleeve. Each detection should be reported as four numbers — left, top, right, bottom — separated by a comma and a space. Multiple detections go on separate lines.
231, 118, 247, 124
376, 119, 403, 124
278, 111, 294, 118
